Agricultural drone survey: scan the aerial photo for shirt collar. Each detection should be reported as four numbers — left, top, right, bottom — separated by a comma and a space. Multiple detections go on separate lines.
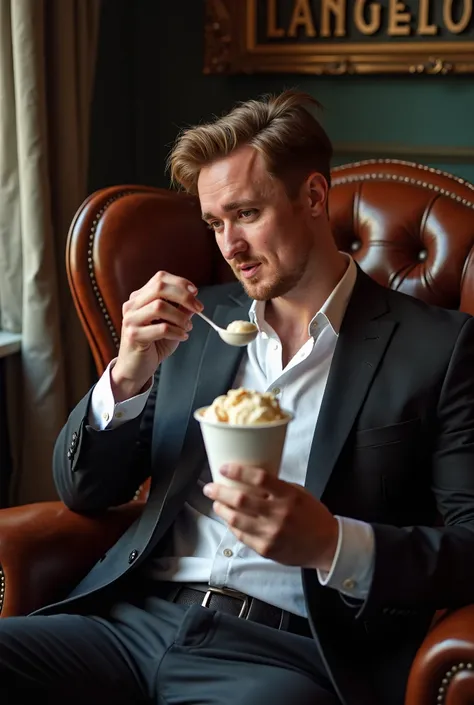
248, 254, 357, 338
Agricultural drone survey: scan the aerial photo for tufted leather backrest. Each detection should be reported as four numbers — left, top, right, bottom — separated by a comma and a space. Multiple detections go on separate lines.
330, 160, 474, 312
67, 185, 220, 375
67, 160, 474, 377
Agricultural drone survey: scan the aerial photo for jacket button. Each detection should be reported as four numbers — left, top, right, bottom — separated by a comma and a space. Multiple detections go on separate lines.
67, 450, 73, 459
342, 578, 356, 591
128, 549, 139, 564
72, 432, 78, 441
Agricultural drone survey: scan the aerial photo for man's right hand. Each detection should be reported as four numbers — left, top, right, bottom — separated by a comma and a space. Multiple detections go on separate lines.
111, 271, 203, 402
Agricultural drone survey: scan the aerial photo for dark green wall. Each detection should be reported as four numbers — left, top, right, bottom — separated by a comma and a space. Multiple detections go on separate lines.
89, 0, 474, 194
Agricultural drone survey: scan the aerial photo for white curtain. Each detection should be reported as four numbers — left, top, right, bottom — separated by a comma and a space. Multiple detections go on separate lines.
0, 0, 101, 503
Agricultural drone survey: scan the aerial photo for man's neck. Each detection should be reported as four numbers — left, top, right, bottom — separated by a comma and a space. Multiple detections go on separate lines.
265, 255, 349, 343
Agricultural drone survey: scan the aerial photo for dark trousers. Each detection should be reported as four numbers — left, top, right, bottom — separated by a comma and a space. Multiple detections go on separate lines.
0, 585, 339, 705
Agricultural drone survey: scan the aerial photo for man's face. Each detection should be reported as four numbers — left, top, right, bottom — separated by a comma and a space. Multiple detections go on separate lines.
198, 146, 320, 301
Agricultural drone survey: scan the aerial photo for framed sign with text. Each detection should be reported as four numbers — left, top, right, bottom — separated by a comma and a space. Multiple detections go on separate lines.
204, 0, 474, 75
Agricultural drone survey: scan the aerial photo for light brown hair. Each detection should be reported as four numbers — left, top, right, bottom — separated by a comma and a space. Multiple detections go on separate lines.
168, 90, 333, 198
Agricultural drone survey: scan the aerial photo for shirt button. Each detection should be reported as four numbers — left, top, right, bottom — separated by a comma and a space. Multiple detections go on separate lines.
223, 548, 233, 558
342, 578, 356, 591
272, 387, 280, 395
273, 343, 279, 351
115, 411, 124, 419
102, 411, 110, 423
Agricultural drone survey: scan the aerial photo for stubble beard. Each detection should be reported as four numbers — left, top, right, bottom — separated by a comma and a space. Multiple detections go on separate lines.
233, 254, 310, 301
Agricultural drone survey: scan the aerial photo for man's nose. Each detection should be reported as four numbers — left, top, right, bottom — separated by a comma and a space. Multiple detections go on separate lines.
219, 223, 247, 261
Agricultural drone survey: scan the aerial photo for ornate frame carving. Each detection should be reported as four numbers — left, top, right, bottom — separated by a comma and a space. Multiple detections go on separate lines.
204, 0, 474, 76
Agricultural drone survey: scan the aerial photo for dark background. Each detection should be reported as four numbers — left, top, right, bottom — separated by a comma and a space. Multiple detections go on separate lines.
88, 0, 474, 194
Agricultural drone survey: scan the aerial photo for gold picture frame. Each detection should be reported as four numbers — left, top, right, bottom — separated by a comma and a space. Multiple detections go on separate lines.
204, 0, 474, 76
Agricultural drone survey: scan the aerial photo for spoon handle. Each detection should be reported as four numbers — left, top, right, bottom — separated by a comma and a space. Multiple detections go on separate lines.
194, 310, 221, 333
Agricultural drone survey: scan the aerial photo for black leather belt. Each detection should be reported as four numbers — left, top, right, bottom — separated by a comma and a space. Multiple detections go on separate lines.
155, 583, 313, 638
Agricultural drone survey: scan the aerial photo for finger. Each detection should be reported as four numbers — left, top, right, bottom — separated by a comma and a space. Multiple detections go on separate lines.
128, 272, 203, 314
126, 321, 189, 344
203, 483, 268, 516
219, 463, 285, 496
177, 303, 197, 318
126, 298, 193, 332
212, 500, 261, 538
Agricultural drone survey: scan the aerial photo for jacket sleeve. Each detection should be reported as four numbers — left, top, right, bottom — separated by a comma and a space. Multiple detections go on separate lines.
361, 315, 474, 617
53, 376, 158, 514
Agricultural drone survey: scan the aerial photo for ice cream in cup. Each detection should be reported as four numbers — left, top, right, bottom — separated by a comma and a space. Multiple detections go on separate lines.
194, 388, 293, 488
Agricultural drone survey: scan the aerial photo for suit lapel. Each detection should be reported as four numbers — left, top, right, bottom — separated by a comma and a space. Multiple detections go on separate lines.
305, 271, 397, 500
187, 302, 250, 419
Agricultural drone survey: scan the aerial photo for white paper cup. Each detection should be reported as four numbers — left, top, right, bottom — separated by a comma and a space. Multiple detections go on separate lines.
194, 407, 293, 488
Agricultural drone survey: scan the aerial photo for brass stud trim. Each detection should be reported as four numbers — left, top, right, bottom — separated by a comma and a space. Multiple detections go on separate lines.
437, 662, 474, 703
0, 566, 5, 614
86, 190, 149, 501
332, 169, 474, 211
332, 159, 474, 194
87, 191, 134, 350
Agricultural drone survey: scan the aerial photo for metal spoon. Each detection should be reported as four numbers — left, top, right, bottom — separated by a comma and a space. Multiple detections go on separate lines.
195, 311, 258, 347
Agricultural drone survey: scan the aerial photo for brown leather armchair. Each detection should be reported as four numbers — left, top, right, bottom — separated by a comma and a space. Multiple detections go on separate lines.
1, 160, 474, 704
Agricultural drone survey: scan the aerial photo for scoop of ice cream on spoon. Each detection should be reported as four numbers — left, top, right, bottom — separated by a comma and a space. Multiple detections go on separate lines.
194, 312, 258, 347
226, 320, 258, 335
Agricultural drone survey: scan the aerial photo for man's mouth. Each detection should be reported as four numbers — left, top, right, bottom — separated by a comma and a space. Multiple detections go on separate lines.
238, 263, 261, 279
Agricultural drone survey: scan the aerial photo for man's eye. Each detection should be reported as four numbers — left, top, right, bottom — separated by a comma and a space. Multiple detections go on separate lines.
240, 209, 257, 219
207, 221, 222, 231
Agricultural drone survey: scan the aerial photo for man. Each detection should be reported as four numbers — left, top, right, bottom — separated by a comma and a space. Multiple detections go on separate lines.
1, 90, 474, 705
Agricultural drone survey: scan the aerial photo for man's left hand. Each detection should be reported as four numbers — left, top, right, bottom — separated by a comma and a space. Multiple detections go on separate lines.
203, 463, 339, 572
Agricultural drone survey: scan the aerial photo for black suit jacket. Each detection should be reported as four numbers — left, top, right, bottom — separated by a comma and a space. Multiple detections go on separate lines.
44, 269, 474, 705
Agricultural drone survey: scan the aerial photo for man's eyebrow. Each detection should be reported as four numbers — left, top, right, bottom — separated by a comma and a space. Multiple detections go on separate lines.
201, 199, 259, 221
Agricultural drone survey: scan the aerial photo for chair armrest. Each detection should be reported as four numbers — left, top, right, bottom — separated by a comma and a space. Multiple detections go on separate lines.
405, 606, 474, 705
0, 501, 144, 617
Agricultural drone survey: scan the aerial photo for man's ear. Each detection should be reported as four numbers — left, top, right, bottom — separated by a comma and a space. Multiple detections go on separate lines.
305, 172, 328, 217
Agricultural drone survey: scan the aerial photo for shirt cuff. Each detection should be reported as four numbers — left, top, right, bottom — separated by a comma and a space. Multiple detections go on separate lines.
89, 359, 154, 430
316, 516, 375, 600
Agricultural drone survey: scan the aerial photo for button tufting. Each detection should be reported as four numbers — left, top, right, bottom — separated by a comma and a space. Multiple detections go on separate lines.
418, 249, 428, 262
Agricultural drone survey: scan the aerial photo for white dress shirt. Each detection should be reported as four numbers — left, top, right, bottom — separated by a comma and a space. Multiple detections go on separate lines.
89, 256, 375, 617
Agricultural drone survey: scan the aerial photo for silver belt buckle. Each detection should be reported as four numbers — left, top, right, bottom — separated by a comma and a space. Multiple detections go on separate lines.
202, 586, 250, 619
